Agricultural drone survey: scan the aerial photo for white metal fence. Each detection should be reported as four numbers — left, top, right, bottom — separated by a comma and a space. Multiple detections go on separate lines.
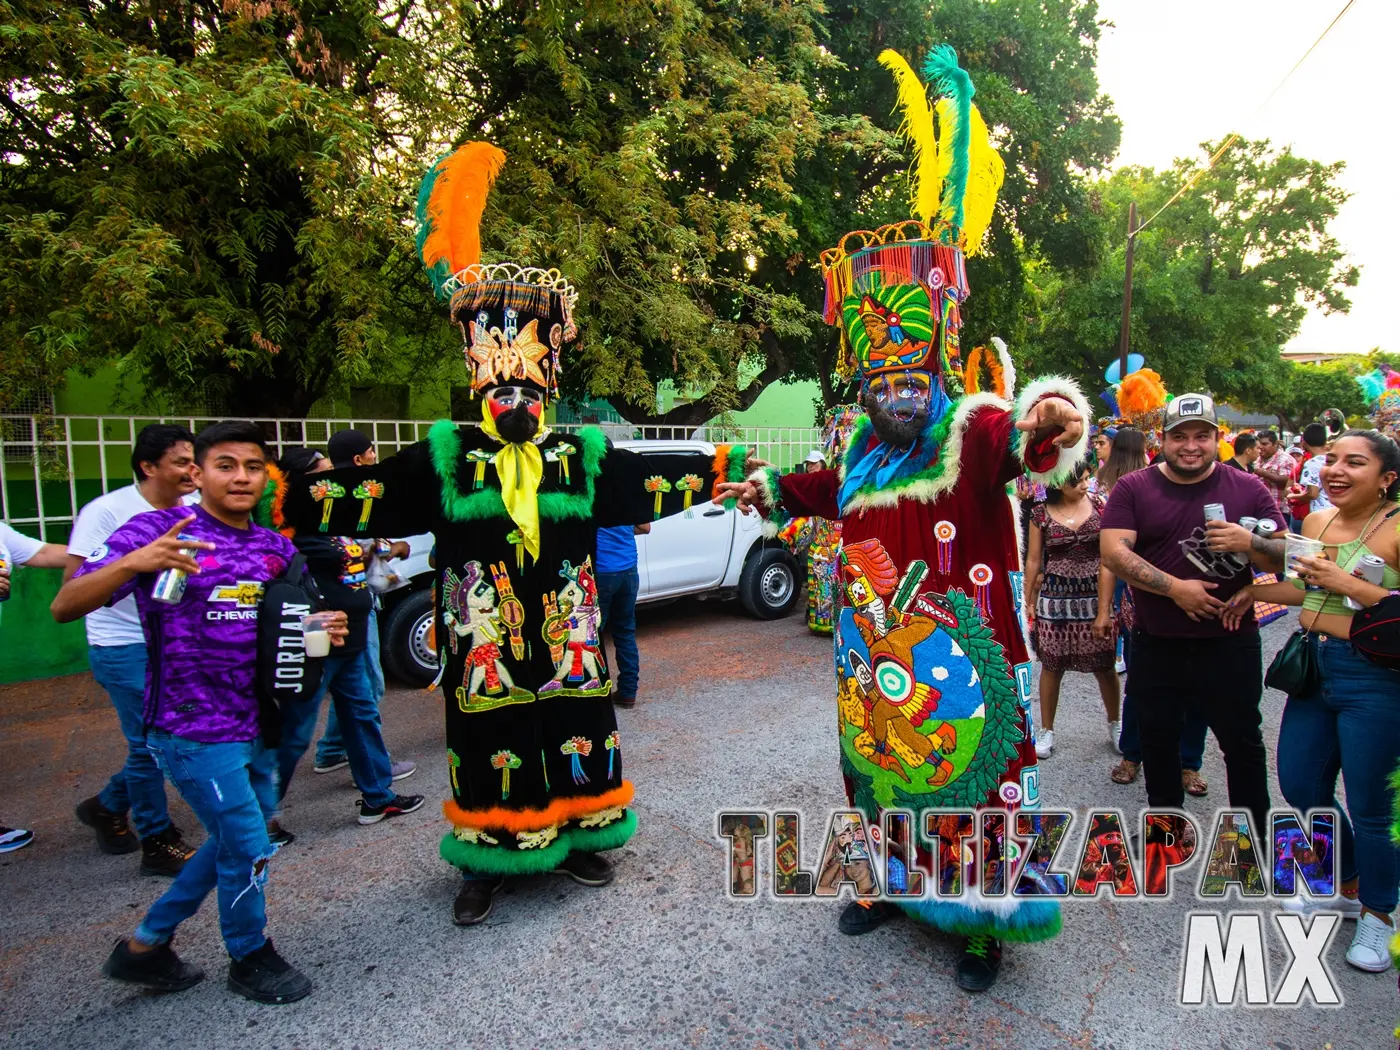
0, 415, 821, 542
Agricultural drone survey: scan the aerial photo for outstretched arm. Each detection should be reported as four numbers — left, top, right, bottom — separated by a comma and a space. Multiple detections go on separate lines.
52, 515, 214, 622
275, 439, 439, 538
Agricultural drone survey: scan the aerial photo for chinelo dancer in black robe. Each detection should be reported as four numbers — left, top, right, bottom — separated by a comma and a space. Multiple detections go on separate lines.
273, 142, 733, 924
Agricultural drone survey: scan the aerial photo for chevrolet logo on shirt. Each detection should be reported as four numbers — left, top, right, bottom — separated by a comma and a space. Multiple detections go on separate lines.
208, 582, 265, 606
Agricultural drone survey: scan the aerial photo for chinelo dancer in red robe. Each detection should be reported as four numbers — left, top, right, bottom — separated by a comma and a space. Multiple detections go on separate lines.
719, 46, 1089, 991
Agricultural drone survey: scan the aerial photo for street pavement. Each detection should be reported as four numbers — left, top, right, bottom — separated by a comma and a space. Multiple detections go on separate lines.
0, 600, 1390, 1049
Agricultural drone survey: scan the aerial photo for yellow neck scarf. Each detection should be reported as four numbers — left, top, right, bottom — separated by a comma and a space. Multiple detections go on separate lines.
479, 400, 549, 562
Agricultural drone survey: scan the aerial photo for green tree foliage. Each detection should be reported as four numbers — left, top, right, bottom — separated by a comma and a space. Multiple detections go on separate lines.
1259, 362, 1368, 432
0, 0, 461, 415
0, 0, 1117, 422
1025, 138, 1359, 410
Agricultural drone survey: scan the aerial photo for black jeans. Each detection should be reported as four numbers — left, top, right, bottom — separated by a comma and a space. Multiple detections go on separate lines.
1131, 630, 1271, 835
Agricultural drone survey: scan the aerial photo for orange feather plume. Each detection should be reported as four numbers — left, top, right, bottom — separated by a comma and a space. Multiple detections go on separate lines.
1118, 369, 1168, 418
418, 142, 506, 294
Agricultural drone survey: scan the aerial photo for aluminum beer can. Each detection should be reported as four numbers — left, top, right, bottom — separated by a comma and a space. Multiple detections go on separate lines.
1239, 516, 1260, 534
1204, 503, 1227, 522
1254, 519, 1278, 537
1345, 553, 1388, 611
151, 533, 197, 605
375, 539, 392, 560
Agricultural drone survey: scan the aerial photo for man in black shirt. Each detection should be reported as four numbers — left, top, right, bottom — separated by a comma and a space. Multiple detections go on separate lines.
1223, 432, 1258, 473
273, 530, 423, 834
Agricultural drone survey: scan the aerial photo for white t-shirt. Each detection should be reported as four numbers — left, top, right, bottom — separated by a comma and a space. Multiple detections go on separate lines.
67, 485, 167, 647
0, 522, 46, 566
1299, 454, 1333, 514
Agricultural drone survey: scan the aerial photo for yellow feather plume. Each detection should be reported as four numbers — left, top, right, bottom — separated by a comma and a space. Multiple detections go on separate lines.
420, 142, 506, 282
878, 49, 939, 226
960, 102, 1003, 256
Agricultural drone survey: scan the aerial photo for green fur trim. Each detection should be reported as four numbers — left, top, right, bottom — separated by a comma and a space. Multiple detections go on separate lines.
756, 465, 791, 533
427, 420, 609, 524
838, 411, 957, 504
720, 444, 750, 510
438, 810, 638, 876
895, 896, 1063, 943
254, 475, 277, 529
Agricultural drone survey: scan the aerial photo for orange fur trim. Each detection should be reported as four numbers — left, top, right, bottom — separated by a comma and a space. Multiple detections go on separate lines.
711, 445, 732, 500
962, 344, 1007, 398
442, 780, 635, 833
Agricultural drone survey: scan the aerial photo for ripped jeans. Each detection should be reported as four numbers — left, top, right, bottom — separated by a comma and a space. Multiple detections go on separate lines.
135, 731, 277, 960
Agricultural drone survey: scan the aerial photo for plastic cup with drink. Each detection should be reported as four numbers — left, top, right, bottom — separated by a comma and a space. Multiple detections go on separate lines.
301, 611, 336, 657
1284, 533, 1325, 582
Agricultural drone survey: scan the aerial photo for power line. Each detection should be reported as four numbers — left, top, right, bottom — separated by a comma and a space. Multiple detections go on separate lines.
1132, 0, 1357, 237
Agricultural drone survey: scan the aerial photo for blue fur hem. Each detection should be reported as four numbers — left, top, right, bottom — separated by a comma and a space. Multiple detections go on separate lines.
893, 897, 1063, 943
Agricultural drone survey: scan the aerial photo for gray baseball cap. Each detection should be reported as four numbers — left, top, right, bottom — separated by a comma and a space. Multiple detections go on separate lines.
1163, 393, 1218, 432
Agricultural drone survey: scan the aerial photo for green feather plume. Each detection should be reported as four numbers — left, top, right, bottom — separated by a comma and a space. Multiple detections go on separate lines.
922, 45, 974, 235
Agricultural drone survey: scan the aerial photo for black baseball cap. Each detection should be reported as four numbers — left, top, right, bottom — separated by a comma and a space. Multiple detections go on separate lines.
327, 429, 373, 467
279, 447, 325, 474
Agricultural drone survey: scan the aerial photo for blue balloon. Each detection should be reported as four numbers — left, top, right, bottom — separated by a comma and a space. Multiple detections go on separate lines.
1104, 354, 1146, 384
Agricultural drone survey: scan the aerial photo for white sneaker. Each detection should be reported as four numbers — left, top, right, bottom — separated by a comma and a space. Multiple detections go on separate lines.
1035, 729, 1054, 759
1345, 912, 1395, 972
1114, 656, 1126, 674
1107, 721, 1122, 754
1280, 890, 1362, 920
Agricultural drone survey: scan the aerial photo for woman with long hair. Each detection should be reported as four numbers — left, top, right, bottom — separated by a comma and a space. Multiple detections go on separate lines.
1026, 461, 1120, 758
1225, 429, 1400, 974
1096, 427, 1147, 496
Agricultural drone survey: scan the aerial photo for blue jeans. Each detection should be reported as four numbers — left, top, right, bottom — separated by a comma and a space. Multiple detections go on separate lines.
596, 569, 640, 698
136, 732, 275, 959
1278, 636, 1400, 913
278, 648, 394, 808
1116, 630, 1208, 769
90, 643, 171, 838
316, 608, 384, 764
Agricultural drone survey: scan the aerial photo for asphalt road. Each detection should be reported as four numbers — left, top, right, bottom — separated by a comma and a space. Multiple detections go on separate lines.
0, 600, 1390, 1050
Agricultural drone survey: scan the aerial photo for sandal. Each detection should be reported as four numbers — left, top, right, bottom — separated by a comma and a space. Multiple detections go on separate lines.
1182, 770, 1209, 797
1110, 759, 1140, 785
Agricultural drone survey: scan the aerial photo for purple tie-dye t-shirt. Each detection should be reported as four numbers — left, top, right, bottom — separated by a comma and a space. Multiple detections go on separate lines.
74, 504, 297, 743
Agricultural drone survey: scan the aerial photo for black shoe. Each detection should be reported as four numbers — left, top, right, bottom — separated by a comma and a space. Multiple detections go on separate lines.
357, 794, 425, 825
140, 825, 195, 877
102, 937, 204, 993
553, 851, 615, 886
452, 876, 505, 926
613, 694, 637, 707
227, 939, 312, 1004
266, 820, 296, 847
955, 934, 1003, 992
838, 900, 900, 936
76, 796, 139, 855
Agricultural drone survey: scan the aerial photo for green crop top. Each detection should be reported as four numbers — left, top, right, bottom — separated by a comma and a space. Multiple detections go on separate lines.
1298, 533, 1400, 617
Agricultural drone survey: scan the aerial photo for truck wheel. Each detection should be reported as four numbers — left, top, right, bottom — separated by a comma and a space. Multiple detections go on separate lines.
381, 589, 437, 687
738, 547, 800, 620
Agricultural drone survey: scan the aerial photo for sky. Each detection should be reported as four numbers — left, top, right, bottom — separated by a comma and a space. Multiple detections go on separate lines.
1094, 0, 1396, 356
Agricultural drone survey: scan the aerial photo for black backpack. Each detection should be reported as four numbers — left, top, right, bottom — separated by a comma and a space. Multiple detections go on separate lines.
255, 553, 326, 746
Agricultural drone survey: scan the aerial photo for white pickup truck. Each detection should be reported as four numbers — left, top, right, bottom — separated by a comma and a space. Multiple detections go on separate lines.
375, 438, 801, 685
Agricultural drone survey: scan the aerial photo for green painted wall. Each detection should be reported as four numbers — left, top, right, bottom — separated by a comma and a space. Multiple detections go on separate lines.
0, 565, 87, 684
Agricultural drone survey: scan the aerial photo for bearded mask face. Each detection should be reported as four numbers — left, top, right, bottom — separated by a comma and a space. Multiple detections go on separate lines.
486, 384, 544, 444
861, 370, 949, 449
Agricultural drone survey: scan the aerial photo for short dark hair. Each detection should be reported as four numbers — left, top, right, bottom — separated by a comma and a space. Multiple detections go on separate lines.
1045, 459, 1092, 504
1233, 433, 1257, 455
194, 420, 271, 465
130, 424, 194, 481
1303, 422, 1329, 448
1260, 430, 1279, 444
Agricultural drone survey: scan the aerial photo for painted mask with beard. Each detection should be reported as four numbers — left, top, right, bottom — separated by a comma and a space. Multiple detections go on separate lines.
486, 385, 544, 444
861, 370, 950, 449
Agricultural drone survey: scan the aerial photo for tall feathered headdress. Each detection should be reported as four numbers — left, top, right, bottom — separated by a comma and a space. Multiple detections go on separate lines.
821, 46, 1005, 394
414, 142, 578, 399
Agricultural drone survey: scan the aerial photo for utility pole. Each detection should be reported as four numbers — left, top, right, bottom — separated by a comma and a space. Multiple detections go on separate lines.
1117, 200, 1137, 381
